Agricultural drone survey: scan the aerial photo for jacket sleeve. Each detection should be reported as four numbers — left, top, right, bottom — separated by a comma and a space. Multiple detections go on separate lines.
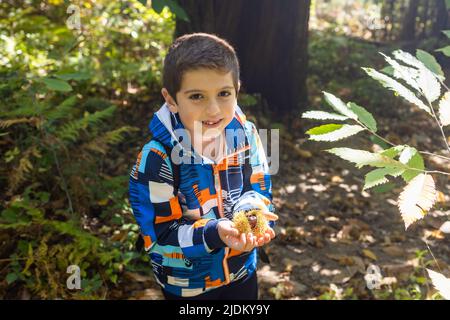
233, 121, 276, 227
129, 140, 227, 258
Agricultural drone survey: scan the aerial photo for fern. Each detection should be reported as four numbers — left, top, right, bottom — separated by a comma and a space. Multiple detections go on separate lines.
0, 117, 40, 129
81, 126, 139, 155
56, 105, 116, 142
45, 95, 78, 123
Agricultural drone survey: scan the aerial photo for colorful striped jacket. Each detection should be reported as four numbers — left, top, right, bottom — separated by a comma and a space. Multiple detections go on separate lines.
128, 103, 275, 297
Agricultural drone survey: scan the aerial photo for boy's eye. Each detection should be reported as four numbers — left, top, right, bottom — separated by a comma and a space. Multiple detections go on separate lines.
189, 93, 203, 100
219, 91, 232, 97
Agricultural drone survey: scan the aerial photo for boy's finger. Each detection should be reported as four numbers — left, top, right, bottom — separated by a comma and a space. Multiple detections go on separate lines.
262, 211, 278, 221
267, 227, 276, 239
240, 232, 247, 247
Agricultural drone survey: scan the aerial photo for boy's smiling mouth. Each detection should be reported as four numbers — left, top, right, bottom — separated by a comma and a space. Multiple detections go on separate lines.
202, 118, 223, 127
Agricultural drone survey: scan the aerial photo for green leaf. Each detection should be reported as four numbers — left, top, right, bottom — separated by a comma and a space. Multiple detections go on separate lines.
6, 273, 18, 284
301, 110, 349, 121
446, 0, 450, 10
151, 0, 165, 13
371, 182, 397, 194
381, 53, 422, 93
137, 0, 147, 5
436, 46, 450, 57
347, 102, 377, 132
54, 72, 90, 81
442, 30, 450, 39
326, 147, 407, 169
370, 136, 391, 150
416, 49, 444, 77
401, 152, 425, 182
398, 146, 417, 164
323, 92, 358, 119
41, 78, 72, 92
307, 124, 364, 142
391, 50, 441, 102
364, 167, 405, 190
306, 124, 342, 135
166, 0, 189, 21
363, 67, 430, 114
380, 145, 405, 158
381, 66, 394, 76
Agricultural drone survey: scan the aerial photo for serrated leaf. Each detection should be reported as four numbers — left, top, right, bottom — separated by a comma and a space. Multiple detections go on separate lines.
41, 78, 72, 92
372, 182, 396, 194
442, 30, 450, 39
416, 49, 444, 78
363, 68, 430, 114
363, 167, 405, 190
380, 145, 406, 158
436, 46, 450, 57
323, 92, 358, 119
326, 147, 407, 169
392, 50, 441, 102
402, 152, 425, 182
398, 174, 437, 229
347, 102, 377, 132
416, 66, 441, 103
427, 269, 450, 300
306, 124, 342, 135
399, 146, 417, 164
307, 124, 364, 142
301, 111, 349, 121
381, 53, 422, 93
393, 50, 425, 70
439, 92, 450, 126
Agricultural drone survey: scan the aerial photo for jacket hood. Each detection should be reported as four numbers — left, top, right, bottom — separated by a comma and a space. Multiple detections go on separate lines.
148, 103, 250, 165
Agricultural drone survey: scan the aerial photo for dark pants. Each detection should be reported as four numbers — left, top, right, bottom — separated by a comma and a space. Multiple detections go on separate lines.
162, 271, 258, 300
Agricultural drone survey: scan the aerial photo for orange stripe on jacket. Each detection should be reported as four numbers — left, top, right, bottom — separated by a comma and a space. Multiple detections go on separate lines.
133, 152, 142, 179
150, 148, 167, 160
205, 276, 224, 288
163, 252, 185, 259
143, 235, 152, 250
155, 197, 182, 224
250, 172, 266, 191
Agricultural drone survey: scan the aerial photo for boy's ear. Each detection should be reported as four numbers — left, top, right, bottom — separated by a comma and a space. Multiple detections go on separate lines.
161, 88, 178, 113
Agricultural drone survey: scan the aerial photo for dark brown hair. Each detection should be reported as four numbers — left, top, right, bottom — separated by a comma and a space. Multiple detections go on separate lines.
162, 33, 240, 101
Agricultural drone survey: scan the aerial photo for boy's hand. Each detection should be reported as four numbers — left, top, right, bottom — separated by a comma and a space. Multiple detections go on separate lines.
218, 220, 257, 252
254, 210, 277, 246
217, 210, 277, 251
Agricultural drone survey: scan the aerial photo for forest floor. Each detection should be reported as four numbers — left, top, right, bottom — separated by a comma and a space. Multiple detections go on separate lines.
111, 99, 450, 300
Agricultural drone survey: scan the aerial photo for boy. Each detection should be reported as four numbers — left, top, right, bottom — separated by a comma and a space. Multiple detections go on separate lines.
129, 33, 277, 300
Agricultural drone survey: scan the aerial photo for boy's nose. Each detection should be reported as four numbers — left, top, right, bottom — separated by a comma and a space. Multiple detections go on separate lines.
206, 100, 221, 116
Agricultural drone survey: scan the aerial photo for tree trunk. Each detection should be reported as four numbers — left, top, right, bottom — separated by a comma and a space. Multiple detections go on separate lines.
175, 0, 311, 120
431, 0, 449, 37
400, 0, 419, 41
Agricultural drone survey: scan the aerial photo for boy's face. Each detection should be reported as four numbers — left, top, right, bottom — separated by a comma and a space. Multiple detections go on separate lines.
162, 68, 238, 144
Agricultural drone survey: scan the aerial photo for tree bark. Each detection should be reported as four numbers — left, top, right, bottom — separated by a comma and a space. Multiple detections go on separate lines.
175, 0, 311, 120
400, 0, 419, 41
431, 0, 449, 37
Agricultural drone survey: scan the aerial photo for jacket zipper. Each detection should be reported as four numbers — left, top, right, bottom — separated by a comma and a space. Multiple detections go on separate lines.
212, 163, 231, 284
212, 144, 251, 285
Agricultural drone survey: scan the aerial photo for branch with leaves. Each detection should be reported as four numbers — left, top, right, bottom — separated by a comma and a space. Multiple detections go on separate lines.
302, 38, 450, 299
